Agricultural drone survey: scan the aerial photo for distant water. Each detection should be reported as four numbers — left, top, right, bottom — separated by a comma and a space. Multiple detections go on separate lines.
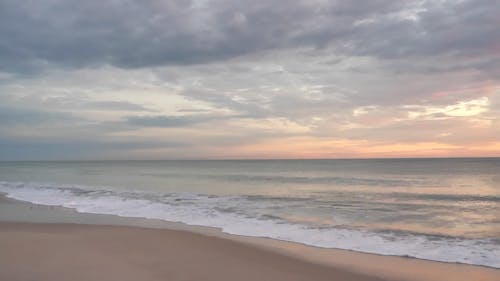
0, 159, 499, 268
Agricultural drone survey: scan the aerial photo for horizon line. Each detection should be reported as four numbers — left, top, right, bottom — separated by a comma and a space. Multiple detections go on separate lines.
1, 156, 499, 162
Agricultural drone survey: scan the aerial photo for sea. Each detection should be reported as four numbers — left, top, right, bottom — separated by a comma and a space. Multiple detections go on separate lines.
0, 158, 499, 268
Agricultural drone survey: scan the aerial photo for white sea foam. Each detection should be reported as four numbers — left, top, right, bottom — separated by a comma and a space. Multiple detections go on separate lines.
0, 181, 499, 268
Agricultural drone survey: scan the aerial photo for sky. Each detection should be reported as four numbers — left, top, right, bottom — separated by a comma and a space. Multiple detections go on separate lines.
0, 0, 499, 160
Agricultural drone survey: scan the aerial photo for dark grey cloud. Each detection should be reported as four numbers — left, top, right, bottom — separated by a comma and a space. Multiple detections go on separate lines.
343, 0, 500, 59
1, 0, 498, 74
0, 90, 154, 113
0, 138, 188, 161
0, 106, 75, 125
126, 114, 220, 127
85, 101, 152, 111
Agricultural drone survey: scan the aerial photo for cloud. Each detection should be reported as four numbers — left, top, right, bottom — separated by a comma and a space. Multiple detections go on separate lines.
0, 0, 499, 160
126, 114, 223, 127
0, 106, 75, 125
84, 101, 153, 112
407, 97, 490, 119
0, 138, 188, 161
1, 0, 498, 74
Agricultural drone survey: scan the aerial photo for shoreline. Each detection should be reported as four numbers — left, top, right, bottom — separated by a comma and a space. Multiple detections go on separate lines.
1, 183, 499, 269
1, 195, 499, 281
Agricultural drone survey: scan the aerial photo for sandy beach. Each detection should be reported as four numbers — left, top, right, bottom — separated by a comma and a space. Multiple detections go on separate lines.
0, 221, 388, 281
1, 220, 499, 281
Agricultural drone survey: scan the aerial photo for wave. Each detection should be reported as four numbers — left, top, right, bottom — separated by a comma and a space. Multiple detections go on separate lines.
0, 181, 498, 268
213, 174, 422, 186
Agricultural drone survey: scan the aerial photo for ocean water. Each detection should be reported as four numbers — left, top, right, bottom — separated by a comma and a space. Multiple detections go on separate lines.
0, 159, 499, 268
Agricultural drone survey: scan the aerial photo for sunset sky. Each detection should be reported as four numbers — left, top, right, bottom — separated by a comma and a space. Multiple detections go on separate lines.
1, 0, 499, 160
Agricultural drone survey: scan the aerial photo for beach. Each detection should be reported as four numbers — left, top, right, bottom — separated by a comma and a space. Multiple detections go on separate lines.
1, 221, 384, 281
1, 196, 499, 281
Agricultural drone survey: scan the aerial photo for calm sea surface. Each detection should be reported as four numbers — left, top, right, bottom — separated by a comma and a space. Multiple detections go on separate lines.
0, 159, 499, 267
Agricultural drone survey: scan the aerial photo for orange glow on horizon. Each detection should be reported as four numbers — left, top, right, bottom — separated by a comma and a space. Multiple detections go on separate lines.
208, 137, 500, 159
